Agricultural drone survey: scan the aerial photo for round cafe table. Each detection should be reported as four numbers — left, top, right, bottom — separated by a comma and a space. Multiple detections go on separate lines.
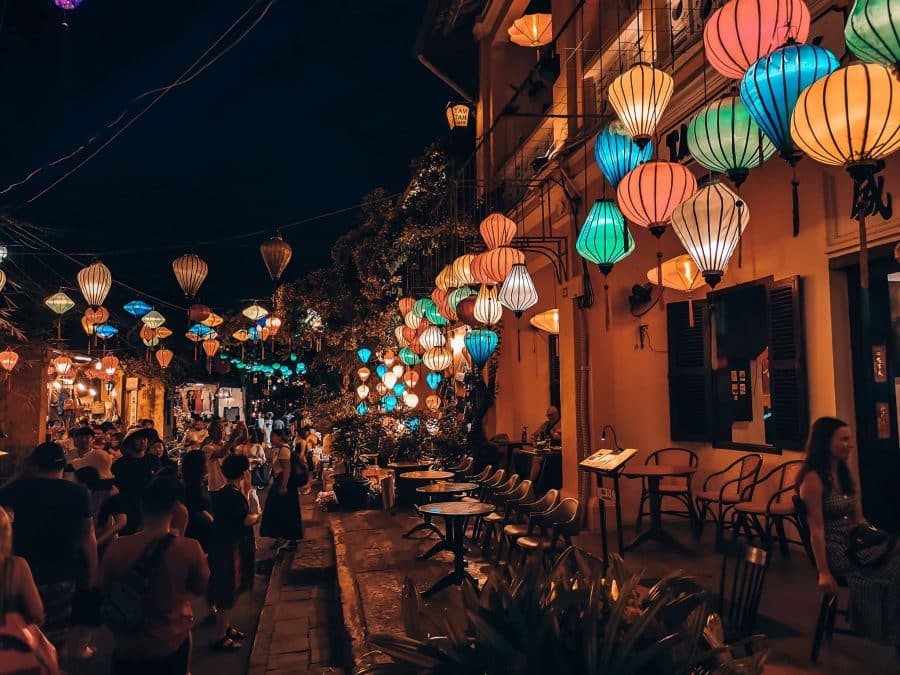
621, 464, 698, 553
387, 460, 432, 474
416, 481, 478, 498
389, 462, 438, 508
399, 471, 456, 537
416, 501, 494, 597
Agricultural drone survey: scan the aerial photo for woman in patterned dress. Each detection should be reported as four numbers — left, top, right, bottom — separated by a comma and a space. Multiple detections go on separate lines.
799, 416, 900, 650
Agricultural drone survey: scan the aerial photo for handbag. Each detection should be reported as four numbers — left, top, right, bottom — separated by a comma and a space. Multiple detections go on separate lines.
0, 560, 59, 675
846, 524, 896, 567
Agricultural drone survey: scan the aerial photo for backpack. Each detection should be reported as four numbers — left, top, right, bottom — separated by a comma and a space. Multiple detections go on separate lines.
101, 534, 175, 633
289, 449, 309, 487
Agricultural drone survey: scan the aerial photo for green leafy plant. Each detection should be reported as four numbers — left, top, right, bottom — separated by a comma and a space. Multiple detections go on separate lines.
356, 549, 768, 675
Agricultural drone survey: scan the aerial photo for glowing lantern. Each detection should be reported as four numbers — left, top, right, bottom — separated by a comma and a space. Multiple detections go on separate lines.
139, 325, 157, 342
446, 102, 470, 130
398, 297, 416, 315
419, 326, 445, 351
95, 324, 118, 339
404, 311, 419, 330
424, 303, 449, 326
202, 339, 221, 358
101, 355, 119, 373
84, 307, 109, 327
449, 331, 467, 354
233, 329, 251, 342
155, 348, 174, 369
188, 323, 213, 339
77, 261, 112, 308
474, 284, 503, 325
172, 254, 208, 299
142, 310, 165, 329
411, 299, 432, 320
399, 347, 421, 365
394, 325, 408, 348
375, 382, 388, 396
456, 296, 480, 327
617, 162, 698, 238
403, 371, 419, 388
54, 0, 84, 8
594, 122, 654, 189
431, 288, 457, 322
498, 263, 538, 318
0, 349, 19, 372
356, 348, 371, 364
382, 372, 398, 388
357, 402, 369, 415
393, 382, 406, 397
401, 326, 417, 344
52, 355, 73, 375
423, 347, 453, 371
143, 336, 160, 348
426, 371, 442, 389
123, 300, 152, 318
260, 234, 292, 281
188, 304, 211, 323
0, 270, 5, 293
185, 332, 202, 343
790, 62, 900, 287
376, 364, 388, 378
202, 312, 224, 328
448, 286, 475, 312
703, 0, 811, 80
403, 392, 420, 409
157, 326, 173, 339
391, 363, 405, 378
45, 291, 75, 315
356, 384, 370, 399
686, 96, 777, 186
465, 329, 499, 367
507, 0, 553, 47
383, 349, 397, 366
451, 254, 478, 286
382, 395, 398, 412
81, 316, 96, 336
608, 64, 674, 147
425, 394, 441, 411
480, 213, 517, 249
435, 266, 455, 292
265, 316, 282, 335
647, 255, 707, 326
670, 181, 750, 288
472, 247, 525, 285
845, 0, 900, 68
358, 367, 371, 381
242, 304, 268, 321
529, 308, 560, 334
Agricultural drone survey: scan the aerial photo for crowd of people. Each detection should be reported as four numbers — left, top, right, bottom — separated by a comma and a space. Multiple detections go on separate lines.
0, 413, 324, 674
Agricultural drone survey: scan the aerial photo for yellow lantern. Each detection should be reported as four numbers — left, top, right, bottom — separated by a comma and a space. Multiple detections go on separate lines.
242, 304, 268, 321
172, 254, 208, 299
185, 332, 203, 343
423, 346, 453, 371
473, 284, 503, 325
52, 355, 73, 376
426, 394, 441, 411
608, 63, 674, 148
529, 308, 559, 334
202, 339, 220, 358
202, 312, 224, 328
356, 384, 370, 399
142, 310, 166, 329
77, 261, 112, 308
451, 254, 477, 286
507, 1, 553, 47
647, 256, 707, 327
358, 367, 371, 381
155, 348, 174, 369
445, 102, 470, 130
45, 291, 75, 315
0, 269, 5, 293
435, 265, 456, 292
0, 349, 19, 372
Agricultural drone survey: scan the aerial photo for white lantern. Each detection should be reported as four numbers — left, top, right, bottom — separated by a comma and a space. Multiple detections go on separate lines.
382, 372, 398, 388
419, 326, 445, 351
403, 392, 420, 408
473, 284, 503, 325
356, 384, 370, 399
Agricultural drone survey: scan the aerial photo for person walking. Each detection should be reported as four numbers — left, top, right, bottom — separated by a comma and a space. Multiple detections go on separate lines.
260, 428, 303, 549
208, 455, 257, 652
0, 506, 45, 625
112, 428, 158, 536
202, 419, 228, 493
101, 478, 209, 674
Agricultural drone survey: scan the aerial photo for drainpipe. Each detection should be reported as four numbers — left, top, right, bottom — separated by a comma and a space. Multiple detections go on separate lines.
416, 54, 475, 104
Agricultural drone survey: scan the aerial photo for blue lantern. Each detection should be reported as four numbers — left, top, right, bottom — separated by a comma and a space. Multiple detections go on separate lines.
95, 324, 118, 339
357, 402, 369, 415
594, 124, 653, 188
426, 371, 442, 389
405, 417, 420, 432
357, 348, 372, 363
392, 383, 406, 396
465, 329, 498, 367
376, 364, 388, 378
740, 43, 839, 160
296, 362, 307, 374
424, 304, 449, 326
248, 326, 259, 340
399, 347, 420, 366
382, 395, 398, 412
123, 300, 152, 318
188, 323, 213, 338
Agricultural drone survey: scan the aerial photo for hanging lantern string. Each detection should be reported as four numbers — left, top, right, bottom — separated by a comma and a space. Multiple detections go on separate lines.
791, 163, 800, 237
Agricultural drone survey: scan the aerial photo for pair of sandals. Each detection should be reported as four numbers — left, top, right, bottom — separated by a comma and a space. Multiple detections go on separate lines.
211, 627, 246, 651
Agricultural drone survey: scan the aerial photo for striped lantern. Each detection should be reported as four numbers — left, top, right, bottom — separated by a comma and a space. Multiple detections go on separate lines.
171, 254, 208, 299
451, 254, 478, 286
77, 261, 112, 308
479, 212, 517, 249
498, 263, 538, 317
608, 64, 674, 147
473, 284, 503, 325
259, 234, 292, 281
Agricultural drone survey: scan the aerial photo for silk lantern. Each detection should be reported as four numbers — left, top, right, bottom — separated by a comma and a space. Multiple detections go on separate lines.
391, 363, 405, 378
123, 300, 152, 318
260, 234, 292, 281
202, 339, 220, 358
202, 312, 224, 328
139, 325, 157, 342
413, 298, 432, 319
403, 371, 419, 388
456, 296, 480, 327
357, 402, 369, 416
45, 291, 75, 315
419, 326, 445, 351
101, 355, 119, 373
474, 284, 503, 325
242, 304, 268, 321
507, 0, 553, 47
423, 346, 453, 371
398, 297, 416, 316
399, 347, 421, 366
394, 325, 409, 348
172, 254, 208, 299
142, 310, 165, 329
52, 355, 73, 375
647, 255, 706, 326
375, 382, 388, 396
77, 261, 112, 308
383, 349, 396, 366
393, 382, 406, 397
403, 392, 420, 409
424, 303, 450, 326
188, 304, 211, 323
435, 266, 455, 292
382, 371, 398, 389
465, 329, 499, 367
448, 286, 475, 312
608, 64, 674, 147
85, 307, 109, 327
425, 394, 441, 411
357, 348, 372, 363
157, 326, 173, 339
845, 0, 900, 69
155, 348, 174, 369
480, 213, 517, 249
451, 254, 478, 286
356, 384, 370, 399
0, 349, 19, 372
498, 263, 538, 317
358, 367, 371, 381
594, 122, 654, 189
426, 371, 442, 389
529, 308, 560, 334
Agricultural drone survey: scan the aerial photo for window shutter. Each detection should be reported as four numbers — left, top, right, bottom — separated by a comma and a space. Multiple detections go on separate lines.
767, 276, 808, 449
667, 299, 712, 441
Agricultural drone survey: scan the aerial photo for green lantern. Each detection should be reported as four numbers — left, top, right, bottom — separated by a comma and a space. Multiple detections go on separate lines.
424, 303, 449, 326
845, 0, 900, 69
399, 347, 421, 366
575, 200, 635, 275
412, 298, 433, 319
448, 286, 475, 312
686, 96, 776, 187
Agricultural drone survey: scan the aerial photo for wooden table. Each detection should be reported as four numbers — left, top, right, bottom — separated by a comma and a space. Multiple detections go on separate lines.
416, 481, 478, 497
387, 461, 433, 474
494, 439, 529, 473
519, 447, 561, 491
416, 501, 495, 597
400, 471, 456, 537
399, 470, 454, 481
389, 463, 437, 508
621, 464, 698, 553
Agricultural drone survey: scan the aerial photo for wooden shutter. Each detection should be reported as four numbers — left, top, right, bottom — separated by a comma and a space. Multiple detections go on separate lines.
767, 276, 808, 449
667, 299, 712, 441
548, 334, 561, 409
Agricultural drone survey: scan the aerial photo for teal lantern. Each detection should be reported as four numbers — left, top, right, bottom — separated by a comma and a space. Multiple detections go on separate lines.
686, 96, 776, 187
123, 300, 152, 318
405, 417, 420, 432
357, 402, 369, 415
448, 287, 475, 312
357, 348, 372, 363
424, 304, 449, 326
426, 371, 442, 389
412, 298, 433, 319
399, 347, 420, 366
272, 362, 281, 369
289, 353, 298, 361
296, 362, 307, 374
845, 0, 900, 69
392, 383, 406, 396
376, 364, 388, 378
594, 123, 653, 188
382, 395, 398, 412
465, 329, 498, 367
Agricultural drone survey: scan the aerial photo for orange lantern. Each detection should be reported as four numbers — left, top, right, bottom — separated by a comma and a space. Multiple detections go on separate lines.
172, 253, 208, 299
84, 306, 109, 326
401, 326, 416, 344
257, 326, 271, 342
77, 261, 112, 308
81, 316, 97, 336
382, 349, 396, 366
259, 234, 293, 281
398, 297, 416, 316
479, 213, 517, 249
202, 339, 220, 358
139, 325, 158, 342
394, 325, 409, 348
451, 254, 478, 286
410, 336, 424, 355
425, 394, 441, 411
101, 355, 120, 373
435, 265, 456, 291
0, 349, 18, 372
155, 348, 174, 369
403, 370, 419, 388
358, 367, 371, 381
157, 326, 173, 339
185, 332, 203, 343
52, 355, 73, 375
456, 296, 481, 327
617, 162, 698, 239
202, 312, 223, 328
265, 316, 282, 334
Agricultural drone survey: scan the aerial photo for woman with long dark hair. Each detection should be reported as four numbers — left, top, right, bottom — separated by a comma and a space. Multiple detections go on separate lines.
799, 416, 900, 650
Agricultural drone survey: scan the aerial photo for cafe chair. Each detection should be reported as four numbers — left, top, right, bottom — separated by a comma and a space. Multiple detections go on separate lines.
717, 542, 770, 641
462, 468, 505, 503
635, 447, 699, 531
513, 497, 580, 573
450, 456, 474, 482
467, 464, 493, 484
471, 474, 519, 541
479, 479, 533, 555
732, 460, 805, 556
696, 454, 763, 547
496, 489, 559, 565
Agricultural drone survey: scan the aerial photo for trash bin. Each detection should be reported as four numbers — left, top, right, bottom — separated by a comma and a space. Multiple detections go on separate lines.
380, 473, 395, 509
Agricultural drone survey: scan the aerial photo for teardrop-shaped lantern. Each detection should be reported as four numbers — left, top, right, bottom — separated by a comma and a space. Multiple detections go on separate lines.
687, 96, 777, 186
52, 355, 73, 375
423, 346, 453, 371
425, 394, 442, 411
0, 349, 18, 372
670, 181, 750, 287
356, 384, 370, 399
260, 234, 292, 281
202, 339, 221, 358
465, 329, 499, 367
382, 371, 398, 389
617, 162, 698, 238
594, 122, 654, 189
403, 370, 419, 388
451, 254, 478, 286
498, 263, 539, 317
357, 402, 369, 415
45, 291, 75, 315
123, 300, 152, 318
703, 0, 811, 79
172, 254, 208, 299
142, 310, 166, 329
740, 42, 839, 160
155, 348, 174, 369
383, 349, 397, 366
77, 261, 112, 308
474, 284, 503, 325
358, 367, 371, 381
576, 200, 636, 274
479, 213, 517, 249
391, 363, 406, 378
420, 326, 446, 351
81, 316, 96, 336
265, 316, 282, 335
426, 371, 442, 389
845, 0, 900, 69
608, 63, 674, 147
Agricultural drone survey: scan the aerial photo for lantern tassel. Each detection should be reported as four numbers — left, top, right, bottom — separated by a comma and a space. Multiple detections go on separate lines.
858, 212, 869, 289
516, 323, 522, 361
194, 344, 198, 361
737, 199, 745, 268
604, 282, 611, 332
791, 166, 800, 237
688, 294, 695, 328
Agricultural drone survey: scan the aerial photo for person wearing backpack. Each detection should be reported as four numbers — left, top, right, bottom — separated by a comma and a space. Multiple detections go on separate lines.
100, 478, 209, 674
260, 428, 304, 549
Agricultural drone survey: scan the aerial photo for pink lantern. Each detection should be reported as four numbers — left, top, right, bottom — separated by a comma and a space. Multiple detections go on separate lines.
617, 162, 698, 239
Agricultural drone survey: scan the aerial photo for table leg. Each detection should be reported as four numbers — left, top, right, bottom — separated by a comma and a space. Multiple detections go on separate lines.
625, 476, 693, 554
422, 516, 474, 598
597, 474, 609, 569
404, 519, 445, 540
613, 472, 624, 556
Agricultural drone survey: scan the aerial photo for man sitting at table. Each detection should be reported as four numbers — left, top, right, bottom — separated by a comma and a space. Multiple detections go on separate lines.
532, 406, 561, 444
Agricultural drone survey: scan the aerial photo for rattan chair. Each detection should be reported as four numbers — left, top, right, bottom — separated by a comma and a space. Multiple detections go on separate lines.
696, 454, 763, 546
635, 447, 699, 531
732, 460, 805, 555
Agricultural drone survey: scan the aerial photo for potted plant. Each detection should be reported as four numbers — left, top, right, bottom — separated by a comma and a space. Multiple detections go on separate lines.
330, 413, 377, 510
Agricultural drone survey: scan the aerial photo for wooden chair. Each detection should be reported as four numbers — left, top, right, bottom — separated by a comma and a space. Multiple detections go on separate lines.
732, 460, 806, 556
471, 474, 519, 541
513, 497, 580, 572
451, 456, 474, 482
495, 489, 559, 564
696, 454, 763, 546
635, 447, 699, 531
467, 463, 492, 483
717, 542, 769, 641
479, 480, 532, 554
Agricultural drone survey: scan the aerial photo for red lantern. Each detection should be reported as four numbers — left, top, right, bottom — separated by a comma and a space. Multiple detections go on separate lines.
398, 297, 415, 315
401, 326, 417, 344
617, 162, 698, 238
84, 307, 109, 326
410, 337, 425, 355
456, 296, 482, 327
139, 325, 157, 342
101, 355, 119, 373
188, 304, 211, 323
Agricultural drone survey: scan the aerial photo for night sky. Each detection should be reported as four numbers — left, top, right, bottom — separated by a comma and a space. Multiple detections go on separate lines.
0, 0, 451, 315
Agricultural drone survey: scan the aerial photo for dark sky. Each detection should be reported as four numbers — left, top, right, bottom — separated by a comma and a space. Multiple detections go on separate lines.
0, 0, 451, 315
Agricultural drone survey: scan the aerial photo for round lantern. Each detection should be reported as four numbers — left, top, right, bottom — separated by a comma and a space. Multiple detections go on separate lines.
432, 288, 457, 322
576, 200, 635, 274
142, 310, 166, 329
77, 261, 112, 308
686, 96, 777, 186
398, 297, 416, 316
456, 296, 480, 327
260, 234, 292, 281
358, 367, 371, 381
84, 306, 109, 327
403, 392, 420, 409
480, 213, 517, 249
403, 370, 420, 388
52, 355, 73, 375
419, 326, 445, 351
202, 339, 221, 358
139, 325, 157, 341
474, 247, 525, 285
404, 311, 419, 330
594, 122, 654, 188
0, 349, 19, 372
188, 304, 211, 323
242, 304, 269, 321
382, 349, 396, 366
608, 63, 674, 147
101, 355, 120, 373
412, 298, 432, 319
425, 394, 441, 411
172, 254, 208, 299
155, 348, 174, 369
424, 303, 450, 326
507, 1, 553, 47
202, 312, 224, 328
498, 263, 538, 318
448, 286, 476, 312
265, 316, 282, 335
399, 347, 421, 366
376, 382, 388, 396
81, 316, 96, 336
45, 291, 75, 315
451, 254, 478, 286
423, 347, 453, 371
845, 0, 900, 68
465, 329, 499, 367
435, 265, 456, 291
382, 371, 398, 389
670, 181, 750, 287
617, 161, 698, 238
474, 284, 503, 325
703, 0, 811, 80
356, 384, 370, 399
426, 371, 442, 389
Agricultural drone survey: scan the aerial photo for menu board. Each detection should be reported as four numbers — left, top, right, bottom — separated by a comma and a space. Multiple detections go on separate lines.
579, 448, 638, 472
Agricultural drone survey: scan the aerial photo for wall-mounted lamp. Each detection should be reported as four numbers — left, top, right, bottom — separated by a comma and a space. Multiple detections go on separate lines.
445, 101, 471, 130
